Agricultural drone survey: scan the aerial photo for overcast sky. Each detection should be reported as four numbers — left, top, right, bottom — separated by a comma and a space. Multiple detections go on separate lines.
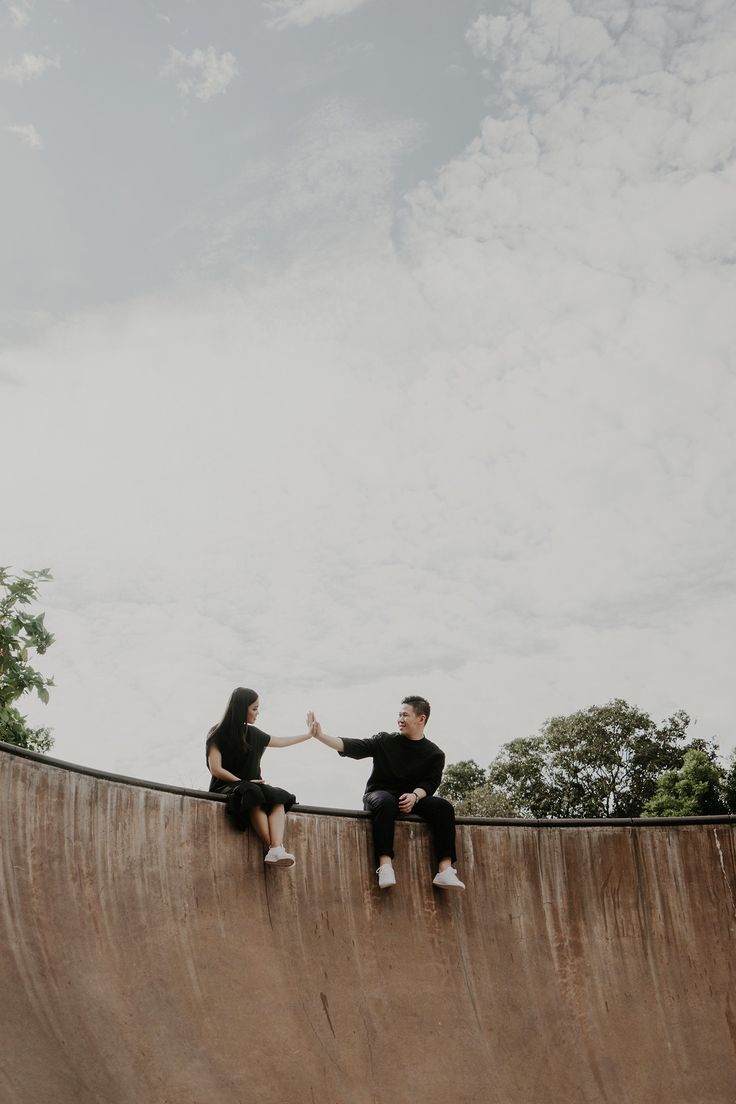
3, 0, 735, 807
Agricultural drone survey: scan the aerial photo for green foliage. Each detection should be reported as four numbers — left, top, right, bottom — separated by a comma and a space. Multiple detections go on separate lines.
0, 703, 54, 754
487, 699, 695, 819
0, 567, 55, 752
438, 760, 488, 803
438, 759, 518, 817
643, 747, 727, 817
454, 782, 518, 818
723, 752, 736, 815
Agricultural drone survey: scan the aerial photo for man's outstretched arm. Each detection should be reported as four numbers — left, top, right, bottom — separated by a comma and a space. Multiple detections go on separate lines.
312, 721, 344, 754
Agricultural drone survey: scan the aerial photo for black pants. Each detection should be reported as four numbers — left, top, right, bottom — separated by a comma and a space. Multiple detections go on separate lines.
363, 790, 457, 866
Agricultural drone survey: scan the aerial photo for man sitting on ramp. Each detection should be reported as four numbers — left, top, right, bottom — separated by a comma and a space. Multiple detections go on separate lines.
312, 695, 465, 891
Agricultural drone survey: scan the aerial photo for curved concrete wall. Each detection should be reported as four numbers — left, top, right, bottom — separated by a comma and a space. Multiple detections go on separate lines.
1, 745, 735, 1103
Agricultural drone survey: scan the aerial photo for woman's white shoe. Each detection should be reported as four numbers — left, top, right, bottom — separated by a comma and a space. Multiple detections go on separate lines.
264, 845, 295, 867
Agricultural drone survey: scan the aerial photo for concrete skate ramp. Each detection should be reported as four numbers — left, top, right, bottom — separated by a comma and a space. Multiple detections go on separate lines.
2, 742, 736, 1104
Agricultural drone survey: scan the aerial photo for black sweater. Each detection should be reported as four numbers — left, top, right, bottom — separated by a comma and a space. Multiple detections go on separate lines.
339, 732, 445, 797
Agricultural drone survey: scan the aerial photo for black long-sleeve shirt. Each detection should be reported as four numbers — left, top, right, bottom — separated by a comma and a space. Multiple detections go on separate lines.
339, 732, 445, 797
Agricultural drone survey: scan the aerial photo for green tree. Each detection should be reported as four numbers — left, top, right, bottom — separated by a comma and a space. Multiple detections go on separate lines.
438, 759, 518, 817
438, 760, 488, 803
488, 699, 694, 819
0, 567, 55, 753
643, 747, 727, 817
454, 782, 518, 818
723, 751, 736, 815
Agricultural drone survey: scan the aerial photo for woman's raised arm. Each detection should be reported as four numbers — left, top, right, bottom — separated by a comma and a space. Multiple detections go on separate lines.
268, 712, 318, 749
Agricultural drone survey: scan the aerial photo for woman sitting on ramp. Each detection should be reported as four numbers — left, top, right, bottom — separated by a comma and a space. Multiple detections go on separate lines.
206, 686, 314, 868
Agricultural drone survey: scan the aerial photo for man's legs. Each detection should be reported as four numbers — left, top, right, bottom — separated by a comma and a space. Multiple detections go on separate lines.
415, 796, 464, 888
364, 790, 399, 885
415, 795, 456, 865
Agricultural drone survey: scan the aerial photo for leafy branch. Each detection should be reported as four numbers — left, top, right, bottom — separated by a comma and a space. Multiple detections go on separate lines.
0, 567, 55, 753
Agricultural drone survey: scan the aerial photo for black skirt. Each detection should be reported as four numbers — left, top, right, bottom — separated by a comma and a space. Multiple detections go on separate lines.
216, 780, 297, 832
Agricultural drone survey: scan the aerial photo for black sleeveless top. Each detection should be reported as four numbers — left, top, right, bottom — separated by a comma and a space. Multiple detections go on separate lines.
207, 724, 272, 793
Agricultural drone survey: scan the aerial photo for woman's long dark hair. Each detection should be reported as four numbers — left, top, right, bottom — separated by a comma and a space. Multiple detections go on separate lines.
205, 687, 258, 765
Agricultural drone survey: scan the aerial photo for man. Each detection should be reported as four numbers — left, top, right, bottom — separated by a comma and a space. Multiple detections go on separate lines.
313, 695, 465, 891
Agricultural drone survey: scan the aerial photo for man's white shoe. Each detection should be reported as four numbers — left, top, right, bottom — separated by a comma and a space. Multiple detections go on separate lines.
433, 867, 465, 890
264, 845, 295, 867
376, 864, 396, 890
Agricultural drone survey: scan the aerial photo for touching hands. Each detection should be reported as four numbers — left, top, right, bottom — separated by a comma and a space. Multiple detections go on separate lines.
306, 716, 342, 752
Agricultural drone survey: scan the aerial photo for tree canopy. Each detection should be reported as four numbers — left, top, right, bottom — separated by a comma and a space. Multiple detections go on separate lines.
0, 567, 55, 753
487, 699, 694, 818
442, 698, 734, 820
438, 760, 518, 817
643, 746, 728, 817
723, 753, 736, 814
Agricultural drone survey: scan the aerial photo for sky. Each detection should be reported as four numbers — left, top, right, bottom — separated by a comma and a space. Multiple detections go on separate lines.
3, 0, 736, 808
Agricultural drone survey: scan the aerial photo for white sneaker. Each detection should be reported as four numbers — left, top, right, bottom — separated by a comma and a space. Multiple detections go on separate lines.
376, 864, 396, 890
264, 845, 295, 867
433, 867, 465, 890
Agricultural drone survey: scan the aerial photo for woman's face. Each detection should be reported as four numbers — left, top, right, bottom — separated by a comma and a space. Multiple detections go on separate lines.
247, 697, 260, 724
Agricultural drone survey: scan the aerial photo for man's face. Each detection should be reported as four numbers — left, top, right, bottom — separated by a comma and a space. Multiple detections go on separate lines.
397, 703, 424, 738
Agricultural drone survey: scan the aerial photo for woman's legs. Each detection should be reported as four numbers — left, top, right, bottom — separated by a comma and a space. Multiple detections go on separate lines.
263, 805, 295, 866
249, 806, 271, 847
267, 804, 286, 848
247, 801, 294, 867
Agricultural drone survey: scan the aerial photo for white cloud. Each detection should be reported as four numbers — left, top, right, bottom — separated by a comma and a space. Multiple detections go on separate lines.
393, 0, 736, 669
408, 0, 736, 346
7, 122, 42, 148
5, 0, 33, 28
162, 45, 238, 101
265, 0, 372, 30
6, 0, 736, 805
181, 101, 421, 271
265, 101, 420, 236
9, 196, 736, 799
1, 52, 59, 83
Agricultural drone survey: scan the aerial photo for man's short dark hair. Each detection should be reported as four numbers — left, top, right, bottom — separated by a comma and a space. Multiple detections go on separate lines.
402, 695, 431, 722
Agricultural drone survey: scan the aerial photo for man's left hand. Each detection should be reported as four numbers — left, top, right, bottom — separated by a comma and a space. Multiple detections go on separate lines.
398, 792, 418, 813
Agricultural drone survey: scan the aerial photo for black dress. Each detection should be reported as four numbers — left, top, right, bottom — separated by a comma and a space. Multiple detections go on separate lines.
208, 724, 296, 831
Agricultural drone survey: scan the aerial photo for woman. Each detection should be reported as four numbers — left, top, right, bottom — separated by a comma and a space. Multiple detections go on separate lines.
206, 687, 314, 868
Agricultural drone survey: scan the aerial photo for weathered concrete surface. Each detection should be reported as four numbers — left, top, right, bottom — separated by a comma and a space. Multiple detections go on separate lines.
2, 745, 736, 1104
